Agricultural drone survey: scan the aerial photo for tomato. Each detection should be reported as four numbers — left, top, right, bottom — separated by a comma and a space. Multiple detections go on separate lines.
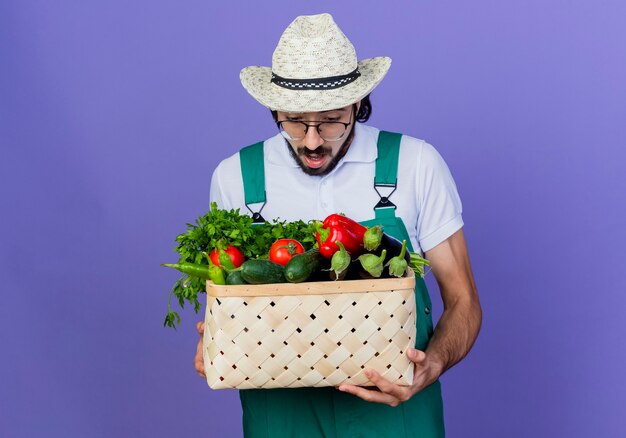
209, 245, 245, 268
269, 239, 305, 266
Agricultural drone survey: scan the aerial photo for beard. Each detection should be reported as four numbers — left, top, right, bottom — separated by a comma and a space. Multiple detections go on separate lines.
286, 124, 356, 176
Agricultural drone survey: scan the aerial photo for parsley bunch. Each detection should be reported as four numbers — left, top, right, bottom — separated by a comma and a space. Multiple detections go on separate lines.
164, 202, 317, 328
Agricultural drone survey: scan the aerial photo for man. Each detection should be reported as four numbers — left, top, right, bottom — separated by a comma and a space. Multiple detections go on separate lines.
195, 13, 481, 437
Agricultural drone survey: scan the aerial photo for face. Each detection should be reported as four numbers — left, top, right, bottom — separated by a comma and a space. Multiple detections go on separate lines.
277, 104, 358, 176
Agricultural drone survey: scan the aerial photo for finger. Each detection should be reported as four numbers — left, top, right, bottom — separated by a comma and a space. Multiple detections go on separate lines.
337, 383, 401, 407
195, 359, 206, 377
364, 369, 411, 401
407, 348, 426, 364
196, 321, 205, 335
194, 359, 206, 377
194, 339, 206, 377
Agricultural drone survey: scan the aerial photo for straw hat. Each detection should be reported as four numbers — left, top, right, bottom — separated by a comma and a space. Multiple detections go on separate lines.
240, 13, 391, 113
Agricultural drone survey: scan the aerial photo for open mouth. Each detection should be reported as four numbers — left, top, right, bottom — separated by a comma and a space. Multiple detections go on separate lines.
300, 148, 330, 169
302, 152, 328, 169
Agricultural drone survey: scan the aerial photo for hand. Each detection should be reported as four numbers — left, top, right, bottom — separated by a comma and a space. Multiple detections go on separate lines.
194, 321, 206, 378
337, 348, 443, 407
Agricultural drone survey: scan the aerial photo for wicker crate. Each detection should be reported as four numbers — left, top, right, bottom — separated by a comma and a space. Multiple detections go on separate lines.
203, 270, 416, 389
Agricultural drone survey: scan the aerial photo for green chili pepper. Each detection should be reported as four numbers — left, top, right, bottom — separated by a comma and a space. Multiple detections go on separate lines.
162, 262, 211, 279
208, 264, 227, 285
218, 249, 236, 273
161, 262, 226, 285
204, 251, 228, 284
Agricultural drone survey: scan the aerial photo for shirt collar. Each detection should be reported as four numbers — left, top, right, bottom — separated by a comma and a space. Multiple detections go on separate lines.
266, 123, 379, 168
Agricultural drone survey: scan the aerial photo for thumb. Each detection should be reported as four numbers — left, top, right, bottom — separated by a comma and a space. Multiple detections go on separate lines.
407, 348, 426, 363
196, 321, 205, 335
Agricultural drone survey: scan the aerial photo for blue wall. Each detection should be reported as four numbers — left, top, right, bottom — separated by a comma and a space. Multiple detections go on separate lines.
1, 1, 625, 436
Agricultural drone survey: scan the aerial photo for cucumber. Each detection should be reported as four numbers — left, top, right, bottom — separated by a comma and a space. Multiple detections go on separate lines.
240, 259, 285, 284
226, 269, 247, 285
284, 248, 326, 283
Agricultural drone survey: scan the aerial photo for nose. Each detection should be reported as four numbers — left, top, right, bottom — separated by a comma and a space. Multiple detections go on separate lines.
302, 125, 324, 150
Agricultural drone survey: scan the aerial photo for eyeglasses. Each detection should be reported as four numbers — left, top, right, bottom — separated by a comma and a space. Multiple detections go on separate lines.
276, 118, 352, 142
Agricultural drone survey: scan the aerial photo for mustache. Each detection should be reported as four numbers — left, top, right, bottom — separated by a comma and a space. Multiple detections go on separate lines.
298, 146, 331, 156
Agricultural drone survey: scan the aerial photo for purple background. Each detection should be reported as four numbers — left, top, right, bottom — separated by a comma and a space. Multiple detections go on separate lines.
2, 1, 625, 436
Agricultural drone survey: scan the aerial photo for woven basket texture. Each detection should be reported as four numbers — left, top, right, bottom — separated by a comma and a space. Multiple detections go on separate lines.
203, 272, 416, 389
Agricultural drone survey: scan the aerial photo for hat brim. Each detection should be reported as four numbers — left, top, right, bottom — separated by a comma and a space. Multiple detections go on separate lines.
240, 57, 391, 113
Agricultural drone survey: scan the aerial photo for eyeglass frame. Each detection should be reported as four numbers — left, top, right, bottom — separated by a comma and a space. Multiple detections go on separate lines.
275, 109, 354, 142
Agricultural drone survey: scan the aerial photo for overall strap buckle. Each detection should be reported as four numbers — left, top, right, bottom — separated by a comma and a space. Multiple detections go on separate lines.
373, 180, 397, 210
245, 200, 267, 224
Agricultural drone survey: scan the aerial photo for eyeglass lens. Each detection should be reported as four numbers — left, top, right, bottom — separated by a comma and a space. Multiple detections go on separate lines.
280, 121, 346, 141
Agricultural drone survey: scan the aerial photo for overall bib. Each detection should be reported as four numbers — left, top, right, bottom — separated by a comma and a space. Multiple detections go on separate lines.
237, 131, 445, 437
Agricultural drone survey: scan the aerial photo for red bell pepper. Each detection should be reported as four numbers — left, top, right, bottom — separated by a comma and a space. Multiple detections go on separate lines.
315, 214, 367, 258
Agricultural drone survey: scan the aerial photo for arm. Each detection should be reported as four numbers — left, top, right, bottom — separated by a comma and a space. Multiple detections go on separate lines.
423, 227, 482, 375
194, 321, 206, 378
337, 228, 482, 406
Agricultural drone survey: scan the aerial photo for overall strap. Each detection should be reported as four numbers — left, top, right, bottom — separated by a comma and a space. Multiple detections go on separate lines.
373, 130, 402, 220
239, 141, 267, 224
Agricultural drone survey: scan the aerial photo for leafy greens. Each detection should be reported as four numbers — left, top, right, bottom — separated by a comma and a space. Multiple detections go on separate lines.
164, 202, 317, 328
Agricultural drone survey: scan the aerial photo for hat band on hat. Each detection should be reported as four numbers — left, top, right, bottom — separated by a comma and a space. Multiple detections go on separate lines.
270, 68, 361, 90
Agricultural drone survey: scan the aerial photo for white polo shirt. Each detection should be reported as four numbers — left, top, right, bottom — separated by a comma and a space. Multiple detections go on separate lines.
209, 123, 463, 254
